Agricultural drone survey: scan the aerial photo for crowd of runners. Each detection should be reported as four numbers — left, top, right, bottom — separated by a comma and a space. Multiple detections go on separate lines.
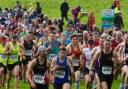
0, 0, 127, 89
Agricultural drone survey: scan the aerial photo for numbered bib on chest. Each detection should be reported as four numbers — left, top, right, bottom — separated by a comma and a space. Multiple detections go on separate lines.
55, 70, 65, 78
33, 74, 45, 84
10, 55, 17, 60
48, 54, 57, 61
86, 60, 91, 69
72, 59, 79, 66
0, 54, 7, 59
126, 53, 128, 58
25, 50, 32, 56
102, 66, 112, 75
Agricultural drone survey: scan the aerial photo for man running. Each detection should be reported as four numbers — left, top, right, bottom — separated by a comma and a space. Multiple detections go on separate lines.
26, 46, 50, 89
51, 47, 73, 89
90, 37, 119, 89
5, 35, 23, 89
66, 34, 82, 89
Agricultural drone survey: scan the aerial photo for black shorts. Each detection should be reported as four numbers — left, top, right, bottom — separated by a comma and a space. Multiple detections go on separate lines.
22, 56, 32, 65
54, 81, 70, 89
0, 63, 7, 74
83, 67, 89, 75
98, 74, 114, 89
54, 83, 63, 89
74, 66, 80, 72
7, 62, 19, 71
30, 84, 48, 89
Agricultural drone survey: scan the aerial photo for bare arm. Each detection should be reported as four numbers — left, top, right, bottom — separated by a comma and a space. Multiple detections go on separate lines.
90, 51, 100, 71
26, 59, 36, 83
50, 58, 57, 72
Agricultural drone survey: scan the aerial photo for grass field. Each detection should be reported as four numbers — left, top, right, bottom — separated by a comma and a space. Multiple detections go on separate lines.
0, 0, 127, 89
1, 77, 121, 89
0, 0, 128, 30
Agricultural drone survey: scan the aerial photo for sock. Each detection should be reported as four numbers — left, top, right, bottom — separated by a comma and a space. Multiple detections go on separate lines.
75, 80, 80, 89
119, 83, 124, 89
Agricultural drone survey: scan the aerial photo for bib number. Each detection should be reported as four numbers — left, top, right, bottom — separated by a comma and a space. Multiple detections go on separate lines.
72, 59, 79, 66
25, 50, 32, 56
55, 70, 65, 78
86, 60, 91, 69
126, 53, 128, 58
10, 55, 17, 60
48, 54, 57, 61
33, 75, 45, 84
0, 55, 7, 59
102, 66, 112, 75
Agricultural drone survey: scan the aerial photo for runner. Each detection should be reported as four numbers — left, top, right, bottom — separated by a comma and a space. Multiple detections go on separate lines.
90, 37, 119, 89
26, 46, 50, 89
5, 35, 23, 89
83, 39, 94, 89
66, 34, 82, 89
115, 33, 128, 89
0, 34, 7, 87
21, 34, 36, 82
91, 34, 107, 89
44, 31, 61, 62
51, 46, 73, 89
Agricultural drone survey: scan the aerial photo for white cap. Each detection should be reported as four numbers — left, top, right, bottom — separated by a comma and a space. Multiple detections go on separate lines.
37, 46, 47, 52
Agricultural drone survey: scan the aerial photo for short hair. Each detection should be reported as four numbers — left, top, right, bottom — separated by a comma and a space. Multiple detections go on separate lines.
60, 46, 67, 51
70, 34, 78, 39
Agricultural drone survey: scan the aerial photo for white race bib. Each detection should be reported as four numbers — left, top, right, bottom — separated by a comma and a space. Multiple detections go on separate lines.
33, 74, 45, 84
0, 54, 7, 59
25, 50, 32, 56
48, 54, 57, 61
86, 60, 91, 69
126, 53, 128, 58
72, 59, 79, 66
55, 70, 65, 78
102, 66, 112, 75
10, 55, 17, 60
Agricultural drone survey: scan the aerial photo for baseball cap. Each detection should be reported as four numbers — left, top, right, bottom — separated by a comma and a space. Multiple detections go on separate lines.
37, 46, 47, 52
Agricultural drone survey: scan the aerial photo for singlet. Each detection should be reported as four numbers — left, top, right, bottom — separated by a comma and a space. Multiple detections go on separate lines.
83, 48, 91, 69
0, 44, 7, 66
54, 57, 69, 84
24, 40, 34, 56
124, 44, 128, 65
99, 51, 114, 76
33, 58, 48, 85
8, 42, 19, 64
68, 44, 81, 67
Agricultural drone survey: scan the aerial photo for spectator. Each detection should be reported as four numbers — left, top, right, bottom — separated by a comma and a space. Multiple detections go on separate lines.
72, 6, 81, 26
114, 12, 124, 30
60, 0, 69, 23
35, 2, 42, 16
0, 7, 2, 15
87, 11, 95, 32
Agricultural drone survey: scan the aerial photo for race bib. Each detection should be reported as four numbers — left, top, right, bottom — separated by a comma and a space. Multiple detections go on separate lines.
0, 54, 7, 59
85, 52, 91, 60
48, 54, 57, 61
55, 70, 65, 78
126, 53, 128, 58
33, 74, 45, 84
102, 66, 112, 75
72, 59, 79, 66
25, 50, 32, 56
10, 55, 17, 60
86, 60, 91, 69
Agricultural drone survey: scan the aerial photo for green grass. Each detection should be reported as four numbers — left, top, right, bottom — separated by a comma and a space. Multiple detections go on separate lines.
0, 0, 127, 89
1, 77, 121, 89
0, 0, 128, 30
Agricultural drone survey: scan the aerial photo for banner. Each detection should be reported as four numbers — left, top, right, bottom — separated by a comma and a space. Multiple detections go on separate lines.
102, 9, 115, 29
